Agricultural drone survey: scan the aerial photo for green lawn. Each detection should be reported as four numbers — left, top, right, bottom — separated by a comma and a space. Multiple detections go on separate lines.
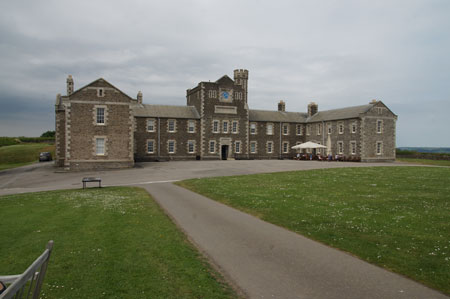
0, 143, 55, 170
0, 187, 236, 298
397, 157, 450, 167
177, 167, 450, 295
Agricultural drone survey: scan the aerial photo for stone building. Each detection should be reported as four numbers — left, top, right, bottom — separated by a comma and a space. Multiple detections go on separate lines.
55, 70, 397, 170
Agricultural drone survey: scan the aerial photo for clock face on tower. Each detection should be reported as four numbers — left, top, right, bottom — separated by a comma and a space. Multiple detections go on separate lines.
220, 89, 233, 102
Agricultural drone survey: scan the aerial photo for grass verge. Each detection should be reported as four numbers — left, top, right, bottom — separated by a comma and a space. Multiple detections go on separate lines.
0, 187, 236, 298
0, 143, 55, 171
177, 167, 450, 295
397, 158, 450, 167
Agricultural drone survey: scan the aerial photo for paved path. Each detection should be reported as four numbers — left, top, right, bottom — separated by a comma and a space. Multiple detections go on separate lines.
0, 160, 406, 196
144, 183, 448, 299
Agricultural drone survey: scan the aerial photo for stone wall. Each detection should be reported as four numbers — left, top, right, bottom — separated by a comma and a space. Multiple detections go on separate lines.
134, 117, 201, 161
64, 79, 135, 168
361, 103, 397, 162
54, 108, 66, 167
304, 119, 362, 157
249, 122, 306, 159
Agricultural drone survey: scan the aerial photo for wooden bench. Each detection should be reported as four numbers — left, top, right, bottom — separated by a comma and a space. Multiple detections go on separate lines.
0, 241, 54, 299
82, 177, 102, 189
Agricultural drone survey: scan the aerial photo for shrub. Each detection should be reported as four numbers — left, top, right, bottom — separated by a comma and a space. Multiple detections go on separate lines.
40, 130, 55, 138
18, 136, 55, 143
0, 137, 19, 147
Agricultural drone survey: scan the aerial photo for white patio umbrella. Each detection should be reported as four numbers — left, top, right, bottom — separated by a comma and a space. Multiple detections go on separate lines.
291, 141, 327, 150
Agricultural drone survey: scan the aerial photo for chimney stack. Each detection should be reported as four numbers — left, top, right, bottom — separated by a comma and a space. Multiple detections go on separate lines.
278, 100, 286, 112
137, 91, 143, 104
308, 102, 318, 117
66, 75, 74, 96
370, 99, 377, 104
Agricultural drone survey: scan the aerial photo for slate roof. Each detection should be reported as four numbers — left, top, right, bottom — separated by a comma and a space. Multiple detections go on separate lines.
249, 110, 308, 122
133, 103, 375, 122
133, 104, 200, 119
306, 104, 374, 122
250, 104, 375, 123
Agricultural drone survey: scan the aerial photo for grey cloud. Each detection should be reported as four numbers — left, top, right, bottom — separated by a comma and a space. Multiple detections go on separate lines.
0, 0, 449, 146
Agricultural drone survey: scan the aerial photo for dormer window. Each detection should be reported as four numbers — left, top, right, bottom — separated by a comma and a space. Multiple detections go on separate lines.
97, 88, 104, 97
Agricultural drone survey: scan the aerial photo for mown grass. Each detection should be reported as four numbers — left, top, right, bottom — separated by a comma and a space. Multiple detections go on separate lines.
0, 143, 55, 170
397, 157, 450, 167
0, 187, 236, 299
177, 167, 450, 295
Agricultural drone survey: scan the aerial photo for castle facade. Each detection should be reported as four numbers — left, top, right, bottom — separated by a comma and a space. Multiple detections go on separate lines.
55, 70, 397, 170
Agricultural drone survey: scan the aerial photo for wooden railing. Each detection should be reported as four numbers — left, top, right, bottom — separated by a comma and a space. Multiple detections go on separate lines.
0, 241, 54, 299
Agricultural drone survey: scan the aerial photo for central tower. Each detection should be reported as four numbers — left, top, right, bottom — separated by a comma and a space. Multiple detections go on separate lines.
233, 69, 249, 101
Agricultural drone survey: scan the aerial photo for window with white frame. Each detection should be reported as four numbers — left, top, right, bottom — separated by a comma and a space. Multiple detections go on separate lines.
168, 140, 176, 153
234, 141, 241, 154
338, 122, 344, 134
188, 120, 195, 133
168, 119, 176, 133
250, 123, 257, 134
96, 138, 105, 155
187, 140, 195, 153
296, 124, 303, 135
306, 125, 311, 136
266, 123, 274, 135
147, 140, 154, 154
96, 107, 105, 125
376, 141, 383, 155
208, 90, 217, 98
223, 121, 229, 133
351, 122, 357, 134
350, 141, 356, 155
232, 120, 238, 133
147, 119, 155, 132
282, 141, 289, 153
212, 120, 219, 133
209, 140, 216, 153
327, 123, 332, 134
337, 141, 344, 154
267, 141, 273, 153
377, 120, 383, 133
250, 141, 257, 153
235, 141, 241, 153
317, 123, 322, 135
282, 123, 289, 135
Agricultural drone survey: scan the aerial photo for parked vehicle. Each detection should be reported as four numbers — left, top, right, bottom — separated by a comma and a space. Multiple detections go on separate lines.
39, 152, 52, 162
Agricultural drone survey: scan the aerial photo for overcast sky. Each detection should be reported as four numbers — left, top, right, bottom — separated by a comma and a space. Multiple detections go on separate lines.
0, 0, 449, 146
